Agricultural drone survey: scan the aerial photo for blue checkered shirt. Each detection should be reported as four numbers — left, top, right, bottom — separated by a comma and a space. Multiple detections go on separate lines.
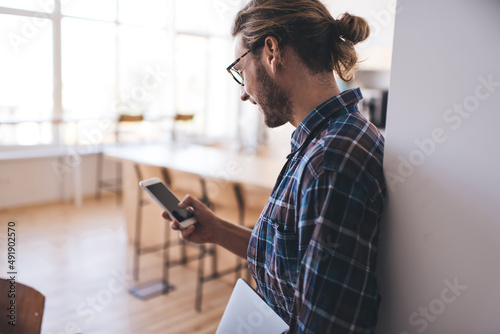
247, 88, 386, 333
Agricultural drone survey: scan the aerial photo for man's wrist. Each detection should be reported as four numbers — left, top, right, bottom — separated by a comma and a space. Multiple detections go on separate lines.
212, 218, 229, 246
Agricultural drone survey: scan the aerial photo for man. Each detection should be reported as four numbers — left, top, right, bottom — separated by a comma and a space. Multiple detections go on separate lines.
165, 0, 386, 332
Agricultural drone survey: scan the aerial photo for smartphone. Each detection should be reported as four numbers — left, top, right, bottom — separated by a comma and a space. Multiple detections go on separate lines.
139, 177, 197, 229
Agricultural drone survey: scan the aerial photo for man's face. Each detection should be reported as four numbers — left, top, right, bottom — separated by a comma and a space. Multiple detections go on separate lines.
234, 35, 292, 128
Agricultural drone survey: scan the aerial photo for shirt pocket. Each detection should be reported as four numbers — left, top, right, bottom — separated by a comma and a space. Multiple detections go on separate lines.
264, 219, 300, 312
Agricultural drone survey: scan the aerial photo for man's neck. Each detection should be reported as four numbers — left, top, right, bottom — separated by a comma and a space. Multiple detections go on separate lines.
284, 71, 342, 128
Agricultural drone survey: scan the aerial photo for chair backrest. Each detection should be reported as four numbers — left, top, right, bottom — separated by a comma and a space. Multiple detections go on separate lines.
118, 114, 144, 123
115, 114, 144, 143
173, 113, 194, 122
0, 278, 45, 334
171, 113, 195, 142
168, 168, 205, 203
135, 163, 170, 186
238, 184, 271, 228
203, 175, 234, 201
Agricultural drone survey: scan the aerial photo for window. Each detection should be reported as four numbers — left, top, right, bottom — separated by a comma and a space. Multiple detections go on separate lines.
118, 25, 172, 118
0, 0, 239, 150
62, 18, 117, 120
61, 0, 116, 21
119, 0, 170, 27
0, 0, 53, 12
175, 34, 208, 135
0, 13, 53, 146
206, 37, 239, 138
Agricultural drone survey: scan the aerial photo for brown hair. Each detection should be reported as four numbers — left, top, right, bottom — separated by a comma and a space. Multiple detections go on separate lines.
231, 0, 370, 82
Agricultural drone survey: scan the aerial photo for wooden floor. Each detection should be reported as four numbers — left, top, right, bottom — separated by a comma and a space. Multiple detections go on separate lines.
0, 195, 239, 334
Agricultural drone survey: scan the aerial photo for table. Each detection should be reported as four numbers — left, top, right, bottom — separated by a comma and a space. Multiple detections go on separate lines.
104, 143, 285, 191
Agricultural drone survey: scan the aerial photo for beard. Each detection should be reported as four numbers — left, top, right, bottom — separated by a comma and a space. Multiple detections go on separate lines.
254, 62, 293, 128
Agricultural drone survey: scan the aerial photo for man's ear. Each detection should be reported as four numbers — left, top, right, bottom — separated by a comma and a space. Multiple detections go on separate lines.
262, 36, 282, 74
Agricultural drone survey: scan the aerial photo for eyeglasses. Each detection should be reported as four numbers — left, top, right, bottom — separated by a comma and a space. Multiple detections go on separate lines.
226, 47, 255, 86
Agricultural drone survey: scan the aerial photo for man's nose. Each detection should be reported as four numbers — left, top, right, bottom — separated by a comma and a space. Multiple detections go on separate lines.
240, 86, 250, 102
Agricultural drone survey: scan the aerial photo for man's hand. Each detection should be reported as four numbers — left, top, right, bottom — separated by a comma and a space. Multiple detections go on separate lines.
164, 194, 222, 245
164, 193, 254, 259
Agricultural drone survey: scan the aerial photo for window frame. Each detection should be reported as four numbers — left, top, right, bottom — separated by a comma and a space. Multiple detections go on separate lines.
0, 0, 238, 153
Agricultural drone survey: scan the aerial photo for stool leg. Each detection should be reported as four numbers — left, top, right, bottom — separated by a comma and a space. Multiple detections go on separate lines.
181, 241, 187, 265
133, 181, 143, 281
196, 245, 206, 312
162, 220, 170, 293
211, 245, 217, 277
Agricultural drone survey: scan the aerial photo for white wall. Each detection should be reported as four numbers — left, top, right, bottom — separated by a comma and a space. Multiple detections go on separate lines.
0, 153, 117, 209
377, 1, 500, 333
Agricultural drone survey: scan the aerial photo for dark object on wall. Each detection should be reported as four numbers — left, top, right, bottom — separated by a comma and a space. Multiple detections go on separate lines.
368, 89, 388, 129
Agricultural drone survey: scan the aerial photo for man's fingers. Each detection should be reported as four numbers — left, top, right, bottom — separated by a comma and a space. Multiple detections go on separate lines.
170, 220, 194, 241
170, 220, 181, 230
179, 194, 203, 210
179, 224, 195, 241
166, 207, 199, 243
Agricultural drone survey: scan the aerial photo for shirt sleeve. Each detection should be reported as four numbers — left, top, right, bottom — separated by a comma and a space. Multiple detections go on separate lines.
287, 170, 381, 334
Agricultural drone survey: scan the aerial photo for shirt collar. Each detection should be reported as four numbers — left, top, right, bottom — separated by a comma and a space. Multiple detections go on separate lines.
290, 87, 363, 153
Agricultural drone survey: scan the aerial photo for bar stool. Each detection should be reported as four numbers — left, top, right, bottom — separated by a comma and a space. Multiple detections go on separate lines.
131, 163, 217, 308
166, 169, 217, 312
130, 163, 179, 298
132, 163, 172, 283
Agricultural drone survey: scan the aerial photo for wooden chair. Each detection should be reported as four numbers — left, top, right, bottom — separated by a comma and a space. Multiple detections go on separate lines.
203, 178, 245, 275
202, 179, 271, 289
166, 168, 217, 312
0, 278, 45, 334
132, 164, 225, 311
131, 163, 173, 284
131, 164, 214, 308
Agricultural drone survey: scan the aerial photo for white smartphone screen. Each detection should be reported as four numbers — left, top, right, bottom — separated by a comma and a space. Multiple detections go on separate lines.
145, 183, 194, 222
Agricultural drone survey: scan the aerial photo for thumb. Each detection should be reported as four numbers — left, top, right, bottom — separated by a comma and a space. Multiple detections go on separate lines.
178, 194, 204, 211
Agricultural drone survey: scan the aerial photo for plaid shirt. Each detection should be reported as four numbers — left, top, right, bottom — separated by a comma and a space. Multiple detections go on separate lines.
247, 88, 386, 333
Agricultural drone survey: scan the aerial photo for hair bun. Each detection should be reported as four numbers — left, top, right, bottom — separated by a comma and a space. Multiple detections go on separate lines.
335, 13, 370, 45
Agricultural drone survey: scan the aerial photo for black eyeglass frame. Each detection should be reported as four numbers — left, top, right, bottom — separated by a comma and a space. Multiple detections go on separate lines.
226, 46, 257, 86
